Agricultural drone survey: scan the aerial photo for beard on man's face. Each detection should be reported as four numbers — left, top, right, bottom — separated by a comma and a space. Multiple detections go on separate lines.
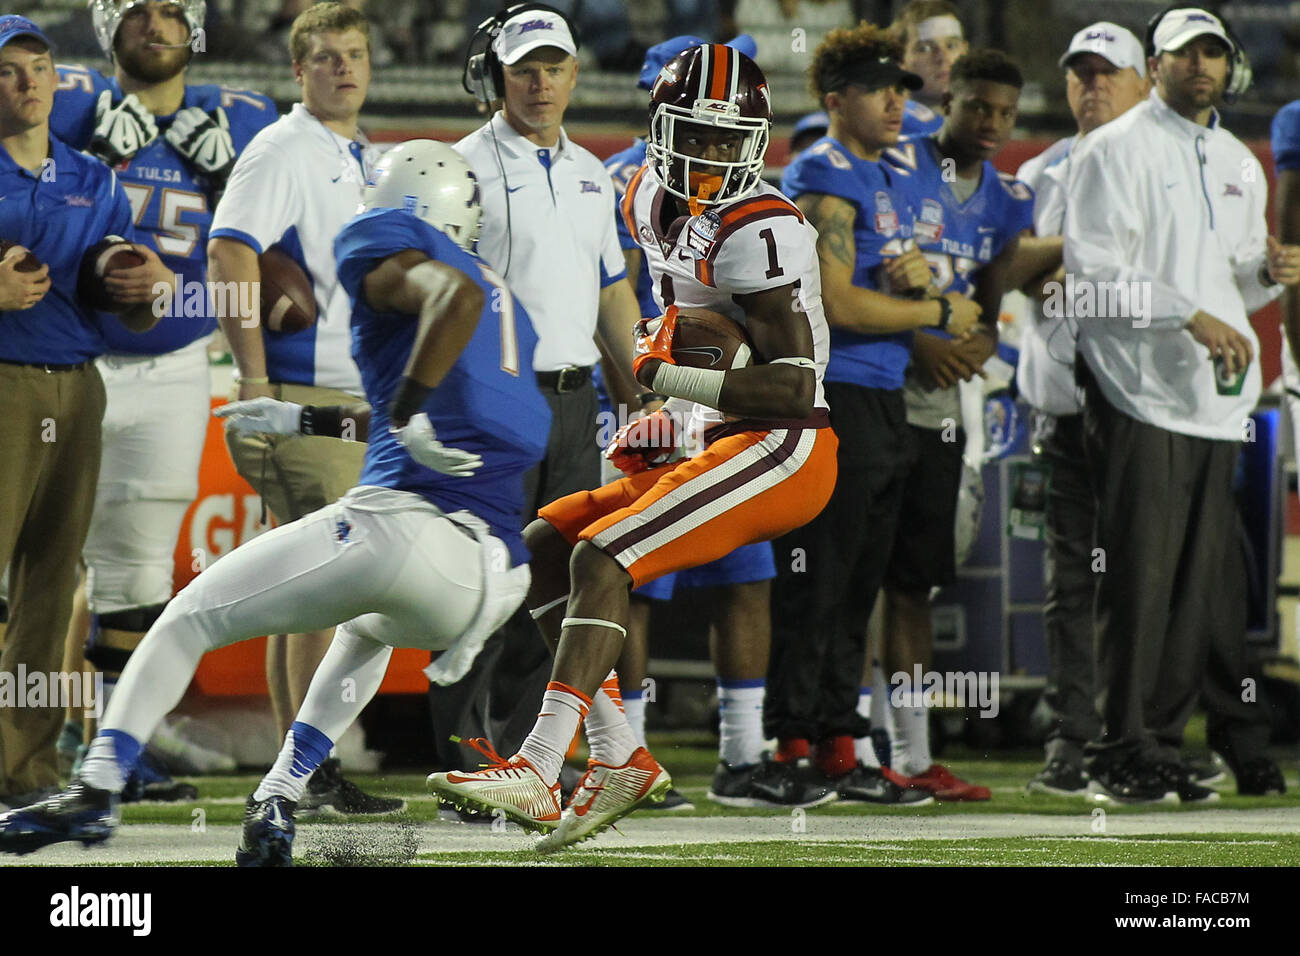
115, 38, 191, 84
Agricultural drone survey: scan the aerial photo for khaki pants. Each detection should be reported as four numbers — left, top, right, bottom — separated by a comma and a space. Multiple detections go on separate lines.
0, 363, 106, 795
224, 383, 366, 524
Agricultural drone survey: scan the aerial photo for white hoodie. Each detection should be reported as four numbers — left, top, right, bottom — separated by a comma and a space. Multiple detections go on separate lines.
1063, 89, 1280, 440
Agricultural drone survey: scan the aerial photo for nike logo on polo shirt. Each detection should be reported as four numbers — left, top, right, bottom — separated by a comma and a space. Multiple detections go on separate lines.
507, 185, 525, 193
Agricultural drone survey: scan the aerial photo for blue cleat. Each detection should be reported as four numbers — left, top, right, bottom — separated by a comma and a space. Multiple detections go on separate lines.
0, 781, 118, 855
235, 794, 296, 867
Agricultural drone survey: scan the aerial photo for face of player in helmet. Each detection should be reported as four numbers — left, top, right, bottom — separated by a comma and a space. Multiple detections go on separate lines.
902, 17, 967, 106
501, 47, 578, 147
114, 1, 193, 84
827, 81, 908, 158
942, 78, 1018, 162
1065, 53, 1148, 135
0, 38, 55, 137
295, 27, 370, 125
1152, 34, 1229, 120
667, 121, 751, 211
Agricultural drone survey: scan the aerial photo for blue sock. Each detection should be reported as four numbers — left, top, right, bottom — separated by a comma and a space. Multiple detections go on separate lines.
254, 721, 334, 802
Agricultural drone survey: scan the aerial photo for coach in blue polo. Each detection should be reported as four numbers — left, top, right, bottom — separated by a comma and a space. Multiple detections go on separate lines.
0, 15, 171, 807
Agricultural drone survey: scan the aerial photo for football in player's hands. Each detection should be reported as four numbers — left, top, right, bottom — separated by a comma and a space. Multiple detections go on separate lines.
259, 248, 317, 333
604, 409, 679, 475
669, 307, 754, 370
394, 412, 483, 477
215, 397, 303, 434
0, 240, 42, 273
77, 235, 148, 311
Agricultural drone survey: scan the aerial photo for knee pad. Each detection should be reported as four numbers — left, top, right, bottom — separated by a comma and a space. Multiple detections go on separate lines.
85, 601, 169, 670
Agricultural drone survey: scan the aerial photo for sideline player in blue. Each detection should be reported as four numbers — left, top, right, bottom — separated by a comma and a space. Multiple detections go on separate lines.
50, 0, 276, 797
603, 33, 821, 810
874, 48, 1032, 800
769, 21, 979, 804
0, 142, 551, 866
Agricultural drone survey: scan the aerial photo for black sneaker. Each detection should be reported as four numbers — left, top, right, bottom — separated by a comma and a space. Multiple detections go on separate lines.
1026, 758, 1089, 797
707, 758, 837, 809
1150, 759, 1219, 804
1234, 756, 1286, 796
298, 758, 405, 815
1183, 755, 1226, 785
1087, 756, 1174, 804
0, 781, 118, 855
832, 763, 933, 805
235, 794, 296, 867
121, 752, 198, 803
657, 787, 695, 811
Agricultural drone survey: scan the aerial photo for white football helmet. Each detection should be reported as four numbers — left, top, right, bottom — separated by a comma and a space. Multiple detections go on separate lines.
89, 0, 206, 60
362, 141, 483, 252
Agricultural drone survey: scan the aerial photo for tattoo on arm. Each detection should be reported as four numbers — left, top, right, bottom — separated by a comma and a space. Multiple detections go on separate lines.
801, 194, 856, 270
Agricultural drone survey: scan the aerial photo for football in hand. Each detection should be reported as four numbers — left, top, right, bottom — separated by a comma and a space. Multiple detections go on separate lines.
668, 307, 754, 370
259, 248, 317, 333
0, 239, 42, 273
78, 235, 147, 312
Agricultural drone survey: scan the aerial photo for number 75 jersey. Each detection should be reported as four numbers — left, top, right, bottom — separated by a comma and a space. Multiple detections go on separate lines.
620, 164, 830, 413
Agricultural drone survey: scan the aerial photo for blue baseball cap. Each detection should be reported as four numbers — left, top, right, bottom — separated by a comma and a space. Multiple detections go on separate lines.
792, 111, 829, 140
0, 15, 50, 53
638, 33, 758, 90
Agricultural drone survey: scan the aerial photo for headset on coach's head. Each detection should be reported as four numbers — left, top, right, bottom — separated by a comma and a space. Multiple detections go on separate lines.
1142, 4, 1252, 102
462, 2, 582, 105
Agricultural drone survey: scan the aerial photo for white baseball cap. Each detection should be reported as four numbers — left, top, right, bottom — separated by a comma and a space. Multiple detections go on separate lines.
1059, 21, 1146, 77
493, 9, 578, 65
1151, 8, 1234, 56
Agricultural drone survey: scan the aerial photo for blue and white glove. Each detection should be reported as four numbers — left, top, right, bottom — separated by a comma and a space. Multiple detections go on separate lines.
215, 397, 303, 434
89, 90, 158, 166
165, 106, 236, 185
394, 412, 482, 477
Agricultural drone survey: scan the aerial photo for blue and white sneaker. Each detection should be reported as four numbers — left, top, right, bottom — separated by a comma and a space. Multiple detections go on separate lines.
235, 794, 297, 867
0, 780, 118, 855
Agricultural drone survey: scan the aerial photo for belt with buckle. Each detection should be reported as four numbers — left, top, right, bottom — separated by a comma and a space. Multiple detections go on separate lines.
0, 357, 92, 373
536, 365, 592, 393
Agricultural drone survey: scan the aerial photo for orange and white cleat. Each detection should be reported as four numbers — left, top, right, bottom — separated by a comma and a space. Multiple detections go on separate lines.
535, 747, 671, 854
425, 738, 561, 832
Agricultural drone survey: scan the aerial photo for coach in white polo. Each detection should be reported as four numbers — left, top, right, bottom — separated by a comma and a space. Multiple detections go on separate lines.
1063, 6, 1300, 797
441, 5, 643, 766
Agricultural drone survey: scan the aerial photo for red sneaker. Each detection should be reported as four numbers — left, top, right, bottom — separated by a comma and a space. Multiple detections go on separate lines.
889, 763, 991, 801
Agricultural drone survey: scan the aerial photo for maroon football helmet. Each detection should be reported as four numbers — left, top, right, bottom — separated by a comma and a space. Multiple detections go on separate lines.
646, 43, 772, 209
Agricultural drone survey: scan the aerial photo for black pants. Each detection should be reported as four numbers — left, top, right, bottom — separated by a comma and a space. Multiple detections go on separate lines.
427, 382, 600, 770
1080, 364, 1243, 766
1034, 411, 1101, 765
765, 383, 910, 743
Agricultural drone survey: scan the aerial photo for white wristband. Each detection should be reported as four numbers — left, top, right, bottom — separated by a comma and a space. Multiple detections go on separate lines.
651, 362, 726, 408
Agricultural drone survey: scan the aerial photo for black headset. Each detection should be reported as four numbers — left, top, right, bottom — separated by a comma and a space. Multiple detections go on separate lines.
1143, 4, 1252, 102
462, 3, 582, 105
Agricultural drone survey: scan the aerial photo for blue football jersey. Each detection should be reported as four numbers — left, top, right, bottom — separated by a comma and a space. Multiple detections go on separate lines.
604, 139, 657, 318
885, 135, 1033, 300
1272, 100, 1300, 173
781, 135, 918, 390
334, 208, 551, 564
901, 99, 943, 138
51, 66, 276, 355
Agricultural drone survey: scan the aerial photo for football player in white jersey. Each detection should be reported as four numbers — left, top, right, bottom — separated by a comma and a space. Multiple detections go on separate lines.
428, 43, 839, 851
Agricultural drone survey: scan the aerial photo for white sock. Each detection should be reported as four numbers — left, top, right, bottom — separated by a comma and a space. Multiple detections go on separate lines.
891, 690, 932, 776
517, 682, 591, 784
586, 671, 639, 766
855, 687, 880, 767
622, 688, 647, 750
717, 680, 765, 767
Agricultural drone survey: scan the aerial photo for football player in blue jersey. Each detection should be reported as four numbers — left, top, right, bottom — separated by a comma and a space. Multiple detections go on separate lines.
890, 0, 966, 139
49, 0, 276, 799
873, 48, 1033, 800
0, 141, 551, 865
770, 21, 978, 805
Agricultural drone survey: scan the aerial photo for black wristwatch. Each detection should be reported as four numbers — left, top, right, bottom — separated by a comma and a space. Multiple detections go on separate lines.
936, 296, 952, 331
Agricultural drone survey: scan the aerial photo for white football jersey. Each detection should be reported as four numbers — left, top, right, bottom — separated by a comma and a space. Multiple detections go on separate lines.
621, 165, 829, 417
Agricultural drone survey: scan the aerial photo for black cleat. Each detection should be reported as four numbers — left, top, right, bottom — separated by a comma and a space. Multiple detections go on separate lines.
831, 763, 933, 805
1150, 759, 1220, 804
656, 787, 695, 811
235, 794, 297, 867
707, 757, 837, 809
121, 752, 198, 803
1087, 756, 1174, 805
1234, 757, 1286, 796
298, 758, 404, 815
1026, 758, 1089, 797
0, 781, 118, 855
